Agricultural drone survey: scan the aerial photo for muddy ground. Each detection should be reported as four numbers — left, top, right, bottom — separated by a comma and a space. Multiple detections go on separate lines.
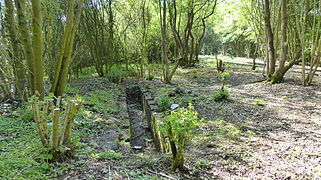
56, 58, 320, 180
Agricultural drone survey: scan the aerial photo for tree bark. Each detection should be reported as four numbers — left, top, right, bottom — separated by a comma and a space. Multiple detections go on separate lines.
5, 0, 25, 97
15, 0, 35, 94
51, 0, 84, 96
263, 0, 276, 75
31, 0, 45, 99
279, 0, 288, 70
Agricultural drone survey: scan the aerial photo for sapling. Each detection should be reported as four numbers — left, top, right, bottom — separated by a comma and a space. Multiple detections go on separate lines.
162, 104, 202, 170
213, 72, 230, 102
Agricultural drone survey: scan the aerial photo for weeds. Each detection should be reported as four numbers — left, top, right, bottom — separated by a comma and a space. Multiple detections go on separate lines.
94, 150, 122, 160
84, 90, 120, 115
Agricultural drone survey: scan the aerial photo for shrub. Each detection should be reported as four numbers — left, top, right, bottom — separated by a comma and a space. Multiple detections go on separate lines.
156, 88, 173, 111
161, 104, 202, 170
213, 88, 229, 102
107, 66, 124, 83
213, 71, 230, 102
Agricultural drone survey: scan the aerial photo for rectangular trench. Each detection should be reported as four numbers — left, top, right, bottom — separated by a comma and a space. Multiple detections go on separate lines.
126, 85, 170, 152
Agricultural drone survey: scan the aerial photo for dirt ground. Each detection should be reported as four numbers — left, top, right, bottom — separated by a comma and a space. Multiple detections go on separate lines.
58, 58, 321, 180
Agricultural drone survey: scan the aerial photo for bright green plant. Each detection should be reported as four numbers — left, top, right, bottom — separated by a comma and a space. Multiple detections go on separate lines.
64, 85, 80, 95
255, 98, 266, 106
107, 65, 124, 83
213, 88, 229, 102
15, 107, 34, 122
147, 74, 156, 80
156, 88, 173, 111
213, 72, 231, 102
195, 159, 213, 170
219, 72, 230, 90
161, 104, 202, 170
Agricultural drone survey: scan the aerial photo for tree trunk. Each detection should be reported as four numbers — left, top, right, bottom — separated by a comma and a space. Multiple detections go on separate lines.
31, 0, 45, 99
51, 0, 84, 97
5, 0, 25, 98
171, 134, 185, 170
279, 0, 288, 70
263, 0, 276, 75
270, 51, 301, 83
15, 0, 35, 94
159, 0, 170, 83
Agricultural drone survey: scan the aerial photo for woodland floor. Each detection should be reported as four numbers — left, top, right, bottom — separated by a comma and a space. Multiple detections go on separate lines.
1, 57, 321, 180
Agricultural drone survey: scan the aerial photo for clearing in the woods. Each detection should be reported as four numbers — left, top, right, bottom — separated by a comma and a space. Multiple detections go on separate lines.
1, 57, 320, 179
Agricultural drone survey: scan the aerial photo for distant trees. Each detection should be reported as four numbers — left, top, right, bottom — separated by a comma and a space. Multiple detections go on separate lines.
1, 0, 320, 101
243, 0, 320, 85
158, 0, 218, 83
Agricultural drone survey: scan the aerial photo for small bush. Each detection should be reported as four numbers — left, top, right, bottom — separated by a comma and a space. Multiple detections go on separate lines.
107, 66, 124, 83
213, 88, 229, 102
156, 88, 173, 111
195, 159, 213, 170
157, 96, 171, 111
161, 104, 202, 170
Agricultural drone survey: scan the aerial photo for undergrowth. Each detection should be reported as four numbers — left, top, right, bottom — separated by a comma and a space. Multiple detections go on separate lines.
83, 90, 120, 115
0, 116, 54, 179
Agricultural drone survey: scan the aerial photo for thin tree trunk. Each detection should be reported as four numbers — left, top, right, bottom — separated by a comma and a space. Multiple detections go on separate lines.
263, 0, 276, 75
15, 0, 35, 94
51, 0, 84, 96
5, 0, 25, 97
279, 0, 287, 69
31, 0, 44, 99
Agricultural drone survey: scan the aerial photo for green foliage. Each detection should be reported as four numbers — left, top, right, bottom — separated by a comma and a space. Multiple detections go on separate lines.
107, 66, 124, 83
0, 117, 52, 179
219, 72, 230, 84
177, 96, 194, 106
94, 150, 122, 160
195, 159, 213, 170
15, 107, 34, 122
64, 85, 80, 95
255, 98, 266, 106
147, 74, 156, 80
156, 88, 173, 111
157, 96, 171, 111
83, 90, 120, 115
213, 72, 231, 102
123, 65, 138, 77
213, 88, 229, 102
162, 104, 202, 143
214, 120, 242, 138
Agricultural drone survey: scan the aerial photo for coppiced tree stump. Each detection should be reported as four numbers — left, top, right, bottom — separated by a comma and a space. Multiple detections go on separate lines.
32, 95, 82, 161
